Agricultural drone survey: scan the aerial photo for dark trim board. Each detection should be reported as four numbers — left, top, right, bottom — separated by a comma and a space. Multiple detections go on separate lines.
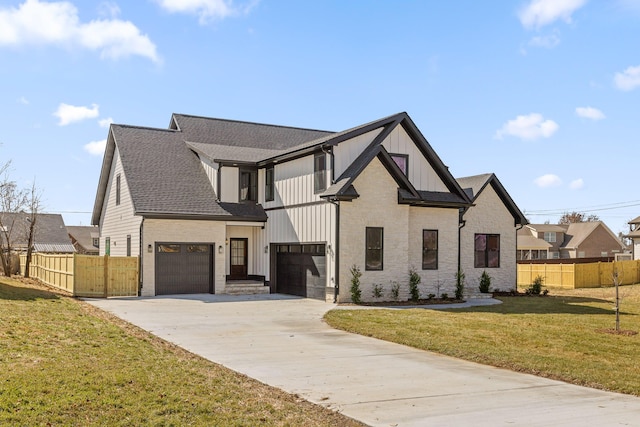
264, 200, 329, 212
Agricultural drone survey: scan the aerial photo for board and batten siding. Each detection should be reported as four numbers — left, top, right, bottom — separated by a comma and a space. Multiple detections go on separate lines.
460, 184, 518, 291
332, 128, 382, 178
220, 166, 239, 203
99, 147, 142, 257
199, 157, 219, 199
381, 125, 448, 192
263, 155, 325, 210
339, 158, 460, 302
141, 219, 226, 297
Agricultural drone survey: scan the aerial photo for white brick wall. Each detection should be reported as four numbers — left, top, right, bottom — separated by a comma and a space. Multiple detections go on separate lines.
338, 158, 460, 302
460, 184, 518, 292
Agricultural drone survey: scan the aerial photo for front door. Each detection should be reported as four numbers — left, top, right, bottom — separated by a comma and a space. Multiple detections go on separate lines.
230, 238, 248, 280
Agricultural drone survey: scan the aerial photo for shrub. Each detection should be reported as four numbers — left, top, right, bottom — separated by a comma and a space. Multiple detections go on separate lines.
372, 283, 384, 299
349, 265, 362, 304
427, 293, 436, 300
441, 293, 449, 300
479, 270, 491, 293
455, 270, 465, 300
526, 275, 544, 295
409, 269, 421, 302
390, 281, 400, 301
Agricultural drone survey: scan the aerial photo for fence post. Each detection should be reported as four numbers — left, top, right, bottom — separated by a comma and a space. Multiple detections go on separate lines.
103, 255, 109, 298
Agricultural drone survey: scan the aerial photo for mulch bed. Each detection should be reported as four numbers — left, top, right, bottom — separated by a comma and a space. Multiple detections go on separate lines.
341, 298, 465, 307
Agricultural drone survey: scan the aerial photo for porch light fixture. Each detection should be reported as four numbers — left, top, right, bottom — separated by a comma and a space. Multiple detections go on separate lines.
147, 244, 152, 253
218, 245, 223, 254
264, 245, 269, 253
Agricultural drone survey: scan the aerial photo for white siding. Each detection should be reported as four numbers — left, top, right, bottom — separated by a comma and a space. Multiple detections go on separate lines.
332, 128, 383, 177
263, 155, 323, 210
339, 157, 459, 303
142, 219, 226, 297
220, 166, 239, 202
200, 157, 219, 199
381, 126, 448, 192
460, 184, 518, 292
99, 147, 142, 256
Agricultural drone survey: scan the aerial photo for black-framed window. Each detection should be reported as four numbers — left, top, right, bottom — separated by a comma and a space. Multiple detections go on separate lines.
422, 229, 438, 270
474, 234, 500, 268
240, 169, 257, 202
265, 167, 274, 202
365, 227, 383, 270
115, 174, 121, 206
126, 235, 131, 257
314, 153, 326, 193
390, 153, 408, 175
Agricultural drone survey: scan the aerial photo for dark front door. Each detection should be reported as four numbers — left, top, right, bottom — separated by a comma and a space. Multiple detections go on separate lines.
230, 238, 248, 280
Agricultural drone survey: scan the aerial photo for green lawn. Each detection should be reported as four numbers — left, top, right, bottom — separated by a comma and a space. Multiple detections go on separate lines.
0, 277, 363, 426
325, 285, 640, 396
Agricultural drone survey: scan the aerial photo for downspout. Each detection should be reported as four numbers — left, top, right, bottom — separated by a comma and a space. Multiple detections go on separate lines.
329, 199, 340, 303
138, 218, 144, 296
458, 208, 467, 277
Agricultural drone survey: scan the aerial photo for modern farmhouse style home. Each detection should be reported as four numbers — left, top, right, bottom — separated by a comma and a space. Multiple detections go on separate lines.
92, 112, 527, 301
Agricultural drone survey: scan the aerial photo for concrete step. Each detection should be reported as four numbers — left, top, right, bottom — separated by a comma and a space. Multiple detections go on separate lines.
224, 283, 270, 295
464, 291, 495, 299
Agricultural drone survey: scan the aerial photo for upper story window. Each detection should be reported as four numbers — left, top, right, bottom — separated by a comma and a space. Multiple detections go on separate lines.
543, 232, 556, 243
240, 169, 257, 202
474, 233, 500, 268
92, 238, 99, 248
390, 153, 408, 175
265, 167, 274, 202
115, 174, 121, 206
314, 153, 326, 193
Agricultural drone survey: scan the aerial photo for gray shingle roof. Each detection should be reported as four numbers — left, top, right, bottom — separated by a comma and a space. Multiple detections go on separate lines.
67, 225, 99, 254
0, 212, 75, 253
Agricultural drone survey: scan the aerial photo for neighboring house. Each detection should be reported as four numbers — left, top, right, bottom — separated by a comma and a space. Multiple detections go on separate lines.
0, 212, 75, 253
92, 112, 526, 301
625, 216, 640, 260
518, 222, 625, 260
67, 225, 100, 255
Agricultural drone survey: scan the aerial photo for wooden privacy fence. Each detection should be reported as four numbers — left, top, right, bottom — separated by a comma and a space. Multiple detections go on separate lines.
19, 253, 138, 297
517, 260, 640, 289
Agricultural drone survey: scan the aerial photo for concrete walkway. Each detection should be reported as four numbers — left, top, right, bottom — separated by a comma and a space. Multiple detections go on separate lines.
85, 294, 640, 427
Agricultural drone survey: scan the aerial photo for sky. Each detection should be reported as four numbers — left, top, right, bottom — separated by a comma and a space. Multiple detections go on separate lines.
1, 0, 639, 235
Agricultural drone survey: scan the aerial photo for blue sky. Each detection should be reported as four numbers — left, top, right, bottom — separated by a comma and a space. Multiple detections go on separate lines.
1, 0, 639, 234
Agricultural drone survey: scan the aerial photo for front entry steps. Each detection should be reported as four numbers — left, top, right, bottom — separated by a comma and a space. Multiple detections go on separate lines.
224, 280, 270, 295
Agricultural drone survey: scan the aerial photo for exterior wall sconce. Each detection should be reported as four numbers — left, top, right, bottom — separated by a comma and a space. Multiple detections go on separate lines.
264, 245, 269, 253
218, 245, 223, 254
147, 244, 152, 253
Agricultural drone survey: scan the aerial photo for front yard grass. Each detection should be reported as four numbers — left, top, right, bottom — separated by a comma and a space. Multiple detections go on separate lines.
0, 277, 363, 426
325, 284, 640, 396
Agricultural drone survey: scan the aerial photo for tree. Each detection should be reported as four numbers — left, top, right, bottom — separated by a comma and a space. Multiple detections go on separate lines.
558, 211, 600, 225
23, 181, 42, 279
0, 165, 27, 276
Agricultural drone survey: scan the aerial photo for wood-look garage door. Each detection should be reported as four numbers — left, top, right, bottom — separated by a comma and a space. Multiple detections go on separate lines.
155, 243, 213, 295
275, 244, 326, 300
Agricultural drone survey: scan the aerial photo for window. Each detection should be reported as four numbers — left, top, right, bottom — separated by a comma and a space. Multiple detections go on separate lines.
265, 167, 274, 202
92, 238, 99, 248
314, 153, 326, 193
551, 251, 559, 259
240, 170, 257, 202
390, 153, 408, 175
116, 174, 121, 206
543, 232, 556, 243
474, 234, 500, 268
365, 227, 383, 270
422, 230, 438, 269
126, 235, 131, 257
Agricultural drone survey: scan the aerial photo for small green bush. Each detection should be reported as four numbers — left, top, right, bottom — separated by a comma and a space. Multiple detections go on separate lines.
479, 270, 491, 293
372, 283, 384, 299
526, 275, 544, 295
409, 269, 421, 302
455, 270, 465, 300
390, 281, 400, 301
350, 265, 362, 304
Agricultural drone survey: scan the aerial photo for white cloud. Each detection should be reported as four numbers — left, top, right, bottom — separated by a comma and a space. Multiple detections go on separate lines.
98, 117, 114, 128
569, 178, 584, 190
0, 0, 159, 62
534, 174, 563, 188
529, 33, 560, 48
495, 113, 559, 141
17, 96, 29, 105
155, 0, 256, 24
576, 106, 605, 120
614, 65, 640, 91
519, 0, 587, 29
84, 139, 107, 155
54, 103, 99, 126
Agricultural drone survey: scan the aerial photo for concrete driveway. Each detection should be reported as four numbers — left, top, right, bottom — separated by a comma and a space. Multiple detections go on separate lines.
86, 294, 640, 427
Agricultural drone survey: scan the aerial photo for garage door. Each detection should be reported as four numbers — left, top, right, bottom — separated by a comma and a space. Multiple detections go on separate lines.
275, 244, 326, 300
155, 243, 213, 295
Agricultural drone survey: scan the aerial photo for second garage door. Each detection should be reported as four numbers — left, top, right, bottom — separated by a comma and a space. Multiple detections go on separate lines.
275, 244, 326, 300
155, 243, 213, 295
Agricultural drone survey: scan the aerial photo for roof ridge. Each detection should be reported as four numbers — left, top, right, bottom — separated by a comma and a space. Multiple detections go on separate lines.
172, 113, 335, 134
113, 124, 179, 133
